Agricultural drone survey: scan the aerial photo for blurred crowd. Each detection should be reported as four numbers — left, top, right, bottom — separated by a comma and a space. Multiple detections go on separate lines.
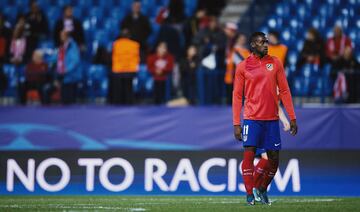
0, 0, 358, 106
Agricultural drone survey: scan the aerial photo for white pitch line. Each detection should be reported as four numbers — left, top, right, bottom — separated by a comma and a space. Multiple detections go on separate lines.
276, 198, 341, 203
0, 204, 145, 210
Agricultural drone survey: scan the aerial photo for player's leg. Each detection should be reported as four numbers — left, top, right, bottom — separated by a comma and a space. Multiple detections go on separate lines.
257, 120, 281, 205
241, 120, 262, 205
257, 150, 279, 205
253, 149, 268, 202
242, 146, 256, 205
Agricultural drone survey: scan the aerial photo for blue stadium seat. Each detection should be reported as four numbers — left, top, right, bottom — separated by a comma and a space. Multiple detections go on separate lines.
295, 3, 308, 20
72, 7, 83, 19
2, 64, 17, 97
296, 40, 304, 52
86, 65, 109, 98
356, 52, 360, 64
184, 0, 197, 17
311, 16, 327, 32
267, 16, 282, 30
275, 3, 290, 18
46, 6, 61, 23
37, 0, 49, 8
110, 8, 125, 22
72, 0, 92, 7
50, 0, 71, 7
103, 18, 119, 40
93, 30, 109, 46
120, 0, 133, 11
14, 0, 29, 11
3, 6, 18, 23
334, 16, 350, 31
135, 64, 153, 95
0, 0, 14, 7
88, 7, 104, 19
280, 28, 295, 46
87, 65, 108, 82
287, 51, 298, 67
147, 20, 160, 47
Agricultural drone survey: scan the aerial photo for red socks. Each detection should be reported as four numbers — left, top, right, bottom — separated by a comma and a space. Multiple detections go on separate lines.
253, 158, 268, 189
241, 150, 255, 195
260, 159, 279, 191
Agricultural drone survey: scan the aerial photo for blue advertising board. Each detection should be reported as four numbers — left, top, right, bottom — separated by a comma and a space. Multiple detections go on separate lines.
0, 106, 359, 196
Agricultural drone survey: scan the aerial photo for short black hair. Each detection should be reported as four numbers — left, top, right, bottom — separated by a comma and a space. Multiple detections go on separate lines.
249, 32, 265, 45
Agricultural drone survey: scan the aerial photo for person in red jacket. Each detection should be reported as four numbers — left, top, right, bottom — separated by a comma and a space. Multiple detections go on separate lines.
232, 32, 298, 205
19, 49, 48, 105
147, 42, 174, 104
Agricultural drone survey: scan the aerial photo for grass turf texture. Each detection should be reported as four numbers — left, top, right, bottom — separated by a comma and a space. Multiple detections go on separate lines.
0, 196, 358, 211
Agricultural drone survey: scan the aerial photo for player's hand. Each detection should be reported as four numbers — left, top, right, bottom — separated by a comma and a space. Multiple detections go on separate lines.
282, 120, 290, 131
234, 125, 242, 141
290, 119, 298, 136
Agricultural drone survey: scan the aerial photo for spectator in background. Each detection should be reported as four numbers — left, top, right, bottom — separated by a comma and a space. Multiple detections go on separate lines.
147, 42, 174, 104
0, 63, 7, 98
26, 0, 49, 58
0, 14, 11, 98
183, 9, 209, 49
54, 5, 85, 50
224, 33, 250, 105
121, 0, 152, 62
297, 28, 325, 69
326, 25, 353, 67
110, 29, 140, 105
333, 46, 360, 103
268, 30, 288, 65
155, 19, 184, 61
197, 0, 226, 17
180, 45, 199, 105
193, 16, 226, 104
0, 13, 12, 63
55, 30, 81, 104
193, 16, 226, 71
10, 16, 27, 66
19, 49, 48, 105
156, 0, 186, 25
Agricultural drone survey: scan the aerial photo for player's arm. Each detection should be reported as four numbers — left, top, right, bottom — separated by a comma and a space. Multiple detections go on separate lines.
275, 58, 298, 136
232, 62, 245, 141
278, 105, 290, 131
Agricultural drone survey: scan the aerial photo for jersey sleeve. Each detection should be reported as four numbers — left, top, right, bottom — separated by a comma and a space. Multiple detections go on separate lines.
275, 58, 296, 120
232, 61, 245, 125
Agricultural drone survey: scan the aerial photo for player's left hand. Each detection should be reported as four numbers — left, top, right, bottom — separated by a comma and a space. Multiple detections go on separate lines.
290, 119, 298, 136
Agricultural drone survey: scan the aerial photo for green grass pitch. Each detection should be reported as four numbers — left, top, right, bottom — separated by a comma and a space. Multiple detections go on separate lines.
0, 196, 359, 211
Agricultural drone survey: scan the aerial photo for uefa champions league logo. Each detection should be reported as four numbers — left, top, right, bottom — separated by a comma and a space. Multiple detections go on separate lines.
0, 123, 107, 150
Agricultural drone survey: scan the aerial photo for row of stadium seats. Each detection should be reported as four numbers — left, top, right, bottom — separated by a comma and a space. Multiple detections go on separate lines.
2, 0, 197, 24
2, 0, 196, 59
259, 0, 360, 97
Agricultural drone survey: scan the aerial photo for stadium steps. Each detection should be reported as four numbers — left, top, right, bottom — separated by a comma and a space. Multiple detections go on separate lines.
219, 0, 252, 24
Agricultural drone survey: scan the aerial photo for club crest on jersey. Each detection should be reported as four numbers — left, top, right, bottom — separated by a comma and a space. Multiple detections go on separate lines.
266, 63, 274, 71
243, 135, 248, 142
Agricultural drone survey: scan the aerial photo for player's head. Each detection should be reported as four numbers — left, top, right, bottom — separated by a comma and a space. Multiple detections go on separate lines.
63, 5, 73, 19
268, 30, 280, 45
333, 25, 343, 38
250, 32, 268, 57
